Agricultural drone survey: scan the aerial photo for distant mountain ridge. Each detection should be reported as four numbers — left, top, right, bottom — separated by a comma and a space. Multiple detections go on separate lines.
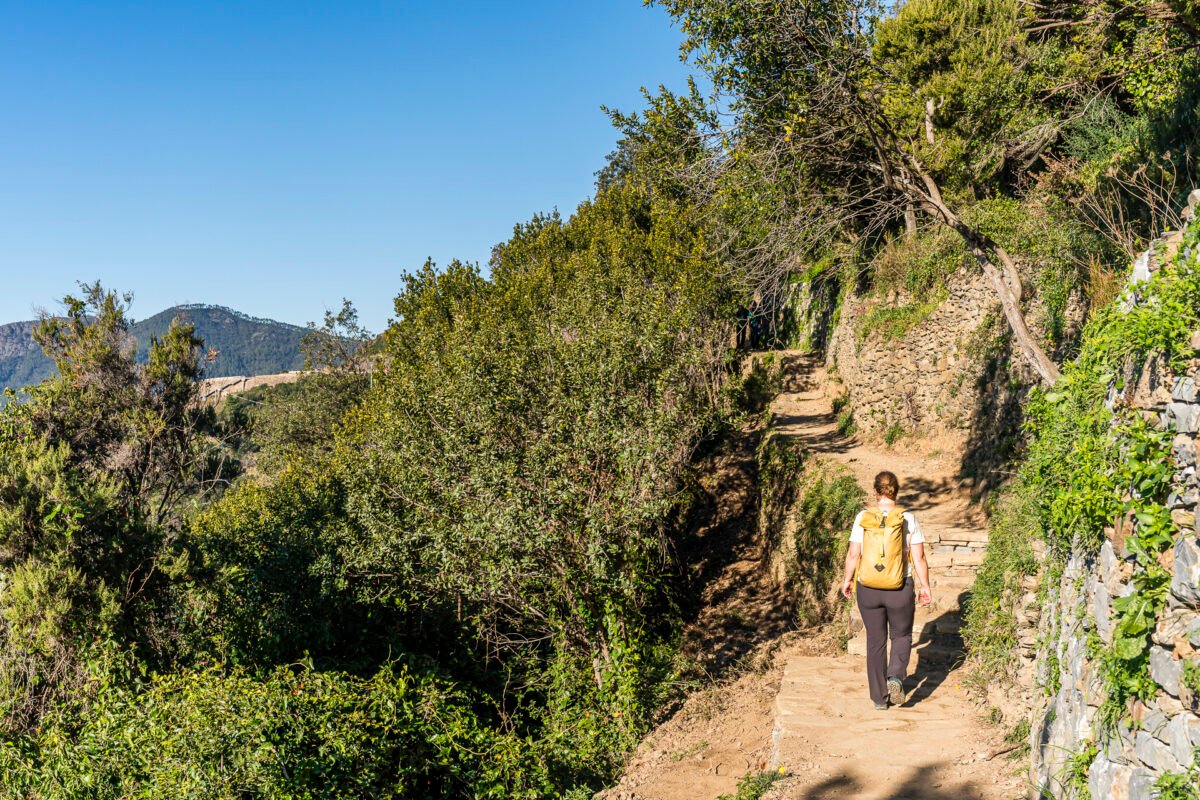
0, 304, 309, 391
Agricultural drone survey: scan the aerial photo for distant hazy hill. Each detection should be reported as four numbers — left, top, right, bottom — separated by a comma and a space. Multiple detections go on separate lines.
0, 304, 309, 391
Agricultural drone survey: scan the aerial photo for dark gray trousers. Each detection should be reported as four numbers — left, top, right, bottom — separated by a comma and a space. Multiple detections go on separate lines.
856, 578, 915, 704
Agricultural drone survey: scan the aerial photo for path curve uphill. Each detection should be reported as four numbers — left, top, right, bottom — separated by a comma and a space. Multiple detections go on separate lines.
604, 353, 1025, 800
765, 353, 1021, 799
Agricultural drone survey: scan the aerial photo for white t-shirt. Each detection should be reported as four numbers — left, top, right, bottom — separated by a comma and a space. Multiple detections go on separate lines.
849, 509, 925, 578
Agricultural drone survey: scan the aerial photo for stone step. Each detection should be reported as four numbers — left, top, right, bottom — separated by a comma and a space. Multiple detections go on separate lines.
930, 573, 975, 587
930, 543, 988, 554
929, 526, 989, 545
936, 573, 984, 585
930, 580, 976, 602
931, 616, 962, 635
846, 616, 964, 657
926, 551, 987, 569
845, 639, 965, 661
846, 633, 965, 658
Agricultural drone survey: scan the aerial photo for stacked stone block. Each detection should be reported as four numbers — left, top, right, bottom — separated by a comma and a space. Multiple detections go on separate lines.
826, 266, 1075, 438
1030, 198, 1200, 798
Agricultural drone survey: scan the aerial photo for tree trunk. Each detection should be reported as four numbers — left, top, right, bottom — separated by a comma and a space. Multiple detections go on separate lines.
903, 166, 1061, 385
977, 253, 1061, 385
904, 201, 917, 239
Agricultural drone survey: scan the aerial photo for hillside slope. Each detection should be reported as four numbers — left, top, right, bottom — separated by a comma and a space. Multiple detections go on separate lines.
0, 304, 308, 390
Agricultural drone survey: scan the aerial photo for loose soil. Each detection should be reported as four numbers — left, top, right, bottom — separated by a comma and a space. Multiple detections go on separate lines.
602, 352, 1028, 800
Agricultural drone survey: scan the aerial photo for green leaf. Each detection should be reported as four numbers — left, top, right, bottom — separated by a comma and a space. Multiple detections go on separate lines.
1112, 636, 1146, 660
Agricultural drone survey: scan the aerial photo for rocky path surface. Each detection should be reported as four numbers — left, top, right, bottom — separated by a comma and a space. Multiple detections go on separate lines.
603, 353, 1025, 800
765, 353, 1021, 799
769, 353, 988, 656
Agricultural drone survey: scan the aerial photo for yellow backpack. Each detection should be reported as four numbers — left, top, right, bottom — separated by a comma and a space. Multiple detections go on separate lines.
857, 506, 908, 590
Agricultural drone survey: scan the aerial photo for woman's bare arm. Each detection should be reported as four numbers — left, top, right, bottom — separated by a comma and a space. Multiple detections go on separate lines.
911, 542, 932, 606
841, 542, 862, 598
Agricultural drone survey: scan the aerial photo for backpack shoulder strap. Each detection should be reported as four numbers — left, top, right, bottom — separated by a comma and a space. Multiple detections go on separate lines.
892, 507, 912, 562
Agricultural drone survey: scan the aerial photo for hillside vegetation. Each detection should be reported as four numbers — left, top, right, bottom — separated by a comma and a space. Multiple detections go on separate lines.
1, 0, 1199, 796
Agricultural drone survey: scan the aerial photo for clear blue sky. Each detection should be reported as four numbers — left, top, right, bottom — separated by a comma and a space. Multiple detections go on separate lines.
0, 1, 693, 332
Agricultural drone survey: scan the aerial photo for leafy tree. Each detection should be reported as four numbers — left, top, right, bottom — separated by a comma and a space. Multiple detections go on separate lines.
28, 283, 216, 524
0, 284, 222, 731
252, 300, 374, 473
651, 0, 1200, 381
652, 0, 1066, 381
164, 108, 741, 791
340, 175, 730, 724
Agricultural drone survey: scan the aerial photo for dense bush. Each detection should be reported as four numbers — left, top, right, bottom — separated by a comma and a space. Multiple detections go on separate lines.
788, 462, 865, 623
0, 663, 552, 799
0, 88, 739, 793
757, 433, 864, 624
145, 99, 736, 793
330, 172, 732, 768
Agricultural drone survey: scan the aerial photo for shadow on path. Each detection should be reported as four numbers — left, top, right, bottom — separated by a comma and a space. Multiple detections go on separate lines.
795, 763, 989, 799
774, 413, 858, 455
894, 476, 959, 514
902, 593, 969, 707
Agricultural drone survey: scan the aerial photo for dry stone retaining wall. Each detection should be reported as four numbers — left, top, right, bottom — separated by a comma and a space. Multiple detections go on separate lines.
1031, 368, 1200, 797
826, 267, 1077, 445
198, 371, 304, 403
1028, 214, 1200, 798
828, 270, 1009, 434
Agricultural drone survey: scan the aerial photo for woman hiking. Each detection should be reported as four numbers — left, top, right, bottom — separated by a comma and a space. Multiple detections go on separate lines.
840, 471, 933, 709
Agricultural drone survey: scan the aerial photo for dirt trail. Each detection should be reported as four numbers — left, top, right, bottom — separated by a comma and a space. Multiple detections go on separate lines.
767, 353, 1023, 799
604, 353, 1026, 800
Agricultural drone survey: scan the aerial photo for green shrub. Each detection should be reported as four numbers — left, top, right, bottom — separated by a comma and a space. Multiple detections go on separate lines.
734, 353, 782, 416
871, 224, 970, 297
1154, 764, 1200, 800
182, 459, 361, 668
0, 663, 552, 799
787, 455, 864, 623
967, 210, 1200, 729
837, 408, 857, 437
717, 769, 786, 800
1005, 718, 1032, 760
1060, 740, 1097, 799
1183, 659, 1200, 697
788, 462, 865, 624
757, 436, 864, 624
0, 96, 740, 796
963, 197, 1103, 348
883, 423, 904, 447
963, 487, 1041, 685
855, 296, 943, 344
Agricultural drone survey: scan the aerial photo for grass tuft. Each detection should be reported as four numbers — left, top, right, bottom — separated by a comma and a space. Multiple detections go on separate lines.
836, 409, 857, 437
717, 769, 787, 800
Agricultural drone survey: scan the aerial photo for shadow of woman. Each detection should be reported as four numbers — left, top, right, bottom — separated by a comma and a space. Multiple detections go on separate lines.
901, 591, 970, 707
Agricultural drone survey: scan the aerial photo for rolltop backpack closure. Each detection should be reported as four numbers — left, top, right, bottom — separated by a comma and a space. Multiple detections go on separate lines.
857, 507, 907, 590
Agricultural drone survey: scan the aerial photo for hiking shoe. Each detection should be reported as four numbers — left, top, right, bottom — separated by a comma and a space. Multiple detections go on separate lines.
873, 701, 888, 710
887, 677, 904, 706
